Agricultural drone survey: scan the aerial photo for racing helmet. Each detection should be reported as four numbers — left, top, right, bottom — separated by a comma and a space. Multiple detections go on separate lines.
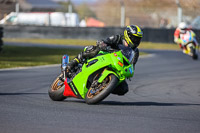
124, 25, 143, 49
178, 22, 187, 34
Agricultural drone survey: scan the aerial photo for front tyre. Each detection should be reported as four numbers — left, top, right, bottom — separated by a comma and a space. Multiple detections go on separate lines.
191, 48, 198, 60
85, 74, 118, 104
193, 54, 198, 60
48, 74, 66, 101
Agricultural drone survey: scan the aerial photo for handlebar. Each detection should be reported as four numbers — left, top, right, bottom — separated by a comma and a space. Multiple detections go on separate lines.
105, 46, 118, 52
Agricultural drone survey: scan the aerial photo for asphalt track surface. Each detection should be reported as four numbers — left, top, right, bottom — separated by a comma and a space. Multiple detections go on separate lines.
0, 44, 200, 133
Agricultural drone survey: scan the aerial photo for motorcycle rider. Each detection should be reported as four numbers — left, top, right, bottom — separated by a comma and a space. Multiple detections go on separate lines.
65, 25, 143, 95
174, 22, 199, 52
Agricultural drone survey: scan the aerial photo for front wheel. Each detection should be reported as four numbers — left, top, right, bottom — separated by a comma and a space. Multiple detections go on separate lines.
191, 47, 198, 60
193, 54, 198, 60
85, 74, 118, 104
48, 74, 66, 101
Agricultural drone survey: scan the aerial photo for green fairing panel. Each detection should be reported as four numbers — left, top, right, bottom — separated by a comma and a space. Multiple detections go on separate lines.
72, 54, 113, 98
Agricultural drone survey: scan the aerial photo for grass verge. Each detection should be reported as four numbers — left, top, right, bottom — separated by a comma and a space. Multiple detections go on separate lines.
3, 38, 180, 50
139, 42, 179, 50
3, 38, 96, 46
0, 45, 147, 69
0, 46, 82, 69
2, 38, 177, 69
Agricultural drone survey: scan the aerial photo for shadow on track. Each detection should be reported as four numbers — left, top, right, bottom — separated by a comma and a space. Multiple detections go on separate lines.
1, 92, 199, 107
57, 100, 200, 106
99, 101, 200, 106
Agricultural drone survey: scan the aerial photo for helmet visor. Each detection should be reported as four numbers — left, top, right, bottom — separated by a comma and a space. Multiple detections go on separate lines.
129, 34, 141, 47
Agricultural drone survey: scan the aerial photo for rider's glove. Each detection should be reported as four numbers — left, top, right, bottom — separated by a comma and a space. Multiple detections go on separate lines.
96, 40, 107, 51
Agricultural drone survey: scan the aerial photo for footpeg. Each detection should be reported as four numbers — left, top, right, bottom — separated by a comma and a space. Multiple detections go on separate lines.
59, 77, 65, 82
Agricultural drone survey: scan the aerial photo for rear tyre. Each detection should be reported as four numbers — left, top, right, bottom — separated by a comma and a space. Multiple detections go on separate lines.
85, 74, 118, 104
48, 74, 66, 101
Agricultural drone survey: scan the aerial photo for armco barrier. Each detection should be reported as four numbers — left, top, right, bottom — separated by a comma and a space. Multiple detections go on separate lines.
3, 25, 200, 44
142, 28, 175, 43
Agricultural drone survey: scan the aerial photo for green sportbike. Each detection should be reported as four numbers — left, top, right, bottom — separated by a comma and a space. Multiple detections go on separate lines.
48, 45, 135, 104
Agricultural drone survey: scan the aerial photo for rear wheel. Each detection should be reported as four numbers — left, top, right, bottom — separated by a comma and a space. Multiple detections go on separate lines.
85, 74, 118, 104
48, 74, 66, 101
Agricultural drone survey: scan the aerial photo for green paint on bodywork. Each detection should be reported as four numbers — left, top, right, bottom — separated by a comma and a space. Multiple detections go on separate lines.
69, 50, 134, 99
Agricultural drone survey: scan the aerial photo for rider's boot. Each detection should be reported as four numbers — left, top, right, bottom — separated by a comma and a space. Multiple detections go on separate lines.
65, 46, 100, 78
65, 58, 80, 78
179, 43, 183, 49
112, 81, 128, 95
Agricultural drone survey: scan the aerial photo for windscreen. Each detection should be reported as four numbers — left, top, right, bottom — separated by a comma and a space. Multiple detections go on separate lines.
118, 44, 135, 64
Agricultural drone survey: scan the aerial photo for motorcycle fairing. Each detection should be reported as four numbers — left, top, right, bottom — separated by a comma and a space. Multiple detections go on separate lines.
70, 50, 134, 99
63, 80, 82, 98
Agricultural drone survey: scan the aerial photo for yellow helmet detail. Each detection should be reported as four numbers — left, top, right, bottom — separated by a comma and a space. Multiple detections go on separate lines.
124, 25, 143, 49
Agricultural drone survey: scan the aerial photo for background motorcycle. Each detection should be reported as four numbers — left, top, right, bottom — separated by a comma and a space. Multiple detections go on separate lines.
179, 30, 198, 60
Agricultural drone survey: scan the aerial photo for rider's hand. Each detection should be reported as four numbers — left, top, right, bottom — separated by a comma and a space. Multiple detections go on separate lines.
96, 40, 107, 50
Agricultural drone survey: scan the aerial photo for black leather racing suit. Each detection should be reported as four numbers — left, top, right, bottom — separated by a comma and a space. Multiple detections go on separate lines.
101, 34, 139, 66
66, 34, 140, 95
